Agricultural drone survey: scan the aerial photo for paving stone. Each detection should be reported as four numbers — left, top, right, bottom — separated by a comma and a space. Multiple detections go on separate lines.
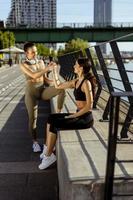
0, 83, 58, 200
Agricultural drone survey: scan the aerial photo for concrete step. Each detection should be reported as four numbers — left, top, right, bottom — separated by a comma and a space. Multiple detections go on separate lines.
0, 161, 58, 200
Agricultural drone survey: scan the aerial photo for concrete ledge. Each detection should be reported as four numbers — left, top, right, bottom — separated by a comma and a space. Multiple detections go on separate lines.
51, 89, 133, 200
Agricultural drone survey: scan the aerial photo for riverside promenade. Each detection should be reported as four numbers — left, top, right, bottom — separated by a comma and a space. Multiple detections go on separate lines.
0, 63, 133, 200
0, 65, 58, 200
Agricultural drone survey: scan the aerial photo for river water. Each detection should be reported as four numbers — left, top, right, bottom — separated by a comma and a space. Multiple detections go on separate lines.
98, 61, 133, 102
108, 61, 133, 92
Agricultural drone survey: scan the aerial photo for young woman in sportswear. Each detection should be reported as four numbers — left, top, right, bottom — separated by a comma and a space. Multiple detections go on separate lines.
38, 57, 95, 170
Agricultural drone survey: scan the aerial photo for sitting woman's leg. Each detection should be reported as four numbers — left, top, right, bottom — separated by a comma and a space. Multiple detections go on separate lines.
45, 126, 57, 156
39, 113, 72, 170
40, 113, 70, 158
39, 112, 93, 170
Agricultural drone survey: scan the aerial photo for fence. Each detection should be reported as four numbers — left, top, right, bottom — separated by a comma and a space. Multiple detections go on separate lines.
57, 33, 133, 199
58, 33, 133, 140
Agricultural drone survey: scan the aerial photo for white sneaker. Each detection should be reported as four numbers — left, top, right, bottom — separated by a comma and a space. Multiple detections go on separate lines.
40, 145, 56, 160
38, 153, 56, 170
40, 144, 47, 160
32, 143, 41, 153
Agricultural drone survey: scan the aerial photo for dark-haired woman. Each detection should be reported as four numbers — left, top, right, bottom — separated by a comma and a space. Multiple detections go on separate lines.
39, 58, 94, 170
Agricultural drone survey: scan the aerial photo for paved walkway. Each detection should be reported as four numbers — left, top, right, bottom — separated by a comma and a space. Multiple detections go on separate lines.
0, 76, 58, 200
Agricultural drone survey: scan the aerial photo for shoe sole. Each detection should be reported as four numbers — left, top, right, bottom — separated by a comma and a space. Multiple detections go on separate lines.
40, 147, 56, 160
33, 148, 42, 153
33, 150, 42, 153
39, 157, 56, 170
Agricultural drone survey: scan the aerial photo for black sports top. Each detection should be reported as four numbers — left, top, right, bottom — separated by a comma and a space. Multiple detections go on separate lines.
73, 79, 86, 101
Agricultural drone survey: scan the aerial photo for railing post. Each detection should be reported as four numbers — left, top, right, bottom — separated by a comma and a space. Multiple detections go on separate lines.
104, 93, 120, 200
95, 45, 114, 120
110, 41, 133, 138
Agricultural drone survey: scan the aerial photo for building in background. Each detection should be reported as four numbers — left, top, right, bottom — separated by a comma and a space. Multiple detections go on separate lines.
6, 0, 56, 28
94, 0, 112, 54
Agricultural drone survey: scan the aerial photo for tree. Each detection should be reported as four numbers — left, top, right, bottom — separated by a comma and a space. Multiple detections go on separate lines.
0, 31, 15, 49
65, 38, 89, 55
36, 44, 50, 57
50, 49, 57, 58
57, 38, 89, 56
57, 38, 100, 70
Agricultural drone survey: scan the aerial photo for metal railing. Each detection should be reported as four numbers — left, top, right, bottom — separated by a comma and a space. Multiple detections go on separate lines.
58, 32, 133, 140
104, 92, 133, 200
57, 32, 133, 200
4, 22, 133, 29
58, 50, 83, 81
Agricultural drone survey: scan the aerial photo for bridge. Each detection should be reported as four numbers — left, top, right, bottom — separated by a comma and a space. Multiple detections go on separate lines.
1, 26, 133, 43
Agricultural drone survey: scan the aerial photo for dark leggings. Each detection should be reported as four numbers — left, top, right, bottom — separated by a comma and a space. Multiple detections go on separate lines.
47, 112, 94, 134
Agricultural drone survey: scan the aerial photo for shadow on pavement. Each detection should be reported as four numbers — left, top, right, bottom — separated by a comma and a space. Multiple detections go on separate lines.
0, 96, 59, 200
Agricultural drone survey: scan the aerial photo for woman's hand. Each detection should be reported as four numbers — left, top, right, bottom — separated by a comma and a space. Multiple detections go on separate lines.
46, 64, 55, 72
48, 61, 57, 68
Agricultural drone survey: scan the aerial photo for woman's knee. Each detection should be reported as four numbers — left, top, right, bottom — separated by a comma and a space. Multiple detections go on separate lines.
49, 124, 58, 135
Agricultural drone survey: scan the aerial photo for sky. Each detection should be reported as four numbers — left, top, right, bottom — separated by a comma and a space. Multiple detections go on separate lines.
0, 0, 133, 50
0, 0, 133, 23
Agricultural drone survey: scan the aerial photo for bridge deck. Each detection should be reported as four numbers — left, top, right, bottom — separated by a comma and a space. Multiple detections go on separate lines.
2, 27, 133, 43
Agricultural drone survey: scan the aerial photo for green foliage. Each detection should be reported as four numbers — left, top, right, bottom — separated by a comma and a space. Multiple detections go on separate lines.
50, 49, 56, 57
36, 44, 57, 59
57, 38, 100, 70
36, 44, 50, 56
65, 38, 88, 53
57, 38, 89, 56
0, 31, 15, 49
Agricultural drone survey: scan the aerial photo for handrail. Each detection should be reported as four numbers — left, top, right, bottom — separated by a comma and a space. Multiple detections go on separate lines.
58, 32, 133, 138
4, 21, 133, 28
90, 32, 133, 48
104, 92, 133, 200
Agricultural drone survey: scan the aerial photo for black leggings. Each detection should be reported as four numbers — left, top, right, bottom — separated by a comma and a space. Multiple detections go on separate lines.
47, 112, 94, 134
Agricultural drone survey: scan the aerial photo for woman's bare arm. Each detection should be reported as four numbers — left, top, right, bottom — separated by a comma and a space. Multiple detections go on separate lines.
39, 60, 54, 85
52, 66, 76, 89
66, 80, 93, 118
55, 80, 76, 89
20, 62, 52, 79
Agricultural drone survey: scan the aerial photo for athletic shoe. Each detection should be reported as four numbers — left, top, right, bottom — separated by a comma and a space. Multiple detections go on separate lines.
32, 142, 41, 153
38, 153, 56, 170
40, 145, 56, 160
40, 144, 47, 159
